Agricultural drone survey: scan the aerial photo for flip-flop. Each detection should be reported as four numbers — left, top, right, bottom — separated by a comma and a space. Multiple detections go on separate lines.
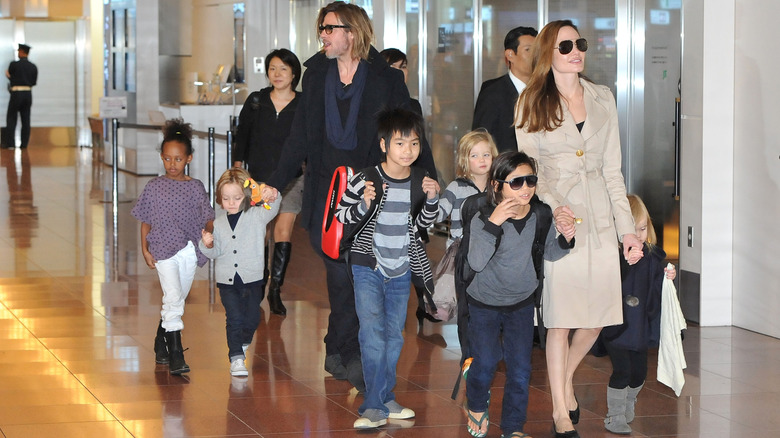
466, 409, 489, 438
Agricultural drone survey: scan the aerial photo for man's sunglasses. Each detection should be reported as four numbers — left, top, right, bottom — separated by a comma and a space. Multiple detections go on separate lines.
319, 24, 350, 35
496, 175, 538, 190
555, 38, 588, 55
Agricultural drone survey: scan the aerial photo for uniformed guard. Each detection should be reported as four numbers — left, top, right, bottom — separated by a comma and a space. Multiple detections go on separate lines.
4, 43, 38, 149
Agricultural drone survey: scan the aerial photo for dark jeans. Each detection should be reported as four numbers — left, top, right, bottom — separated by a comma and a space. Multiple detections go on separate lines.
308, 195, 360, 364
219, 283, 263, 361
605, 343, 648, 388
6, 91, 32, 148
466, 301, 534, 434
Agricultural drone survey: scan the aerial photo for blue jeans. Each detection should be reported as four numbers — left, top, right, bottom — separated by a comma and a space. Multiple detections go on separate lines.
352, 265, 411, 416
219, 283, 263, 361
466, 302, 534, 434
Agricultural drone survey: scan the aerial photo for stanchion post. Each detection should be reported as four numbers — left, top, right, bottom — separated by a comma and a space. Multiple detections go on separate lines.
226, 128, 233, 169
111, 118, 120, 281
208, 127, 216, 304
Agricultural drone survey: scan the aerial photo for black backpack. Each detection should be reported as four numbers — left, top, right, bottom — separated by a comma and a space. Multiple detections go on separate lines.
450, 192, 553, 399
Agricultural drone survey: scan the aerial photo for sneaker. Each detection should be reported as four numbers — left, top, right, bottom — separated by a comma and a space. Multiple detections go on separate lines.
353, 408, 387, 429
230, 358, 248, 377
385, 400, 415, 419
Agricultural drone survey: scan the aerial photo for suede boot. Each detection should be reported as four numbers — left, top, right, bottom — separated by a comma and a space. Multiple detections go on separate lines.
625, 383, 644, 423
154, 319, 169, 364
165, 330, 190, 375
604, 386, 631, 435
268, 242, 291, 315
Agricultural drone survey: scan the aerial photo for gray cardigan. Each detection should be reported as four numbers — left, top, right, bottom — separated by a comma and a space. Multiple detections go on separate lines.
467, 210, 570, 307
198, 197, 281, 286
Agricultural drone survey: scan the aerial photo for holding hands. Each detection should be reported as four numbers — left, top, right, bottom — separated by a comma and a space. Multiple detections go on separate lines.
553, 205, 577, 243
201, 229, 214, 249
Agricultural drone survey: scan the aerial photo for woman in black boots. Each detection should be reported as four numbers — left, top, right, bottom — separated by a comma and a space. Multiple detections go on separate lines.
233, 49, 303, 315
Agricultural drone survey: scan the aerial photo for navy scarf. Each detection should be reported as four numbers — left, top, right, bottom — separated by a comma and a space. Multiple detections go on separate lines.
324, 60, 368, 150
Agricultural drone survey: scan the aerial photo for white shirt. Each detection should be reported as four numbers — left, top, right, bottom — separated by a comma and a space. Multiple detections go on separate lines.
508, 70, 527, 95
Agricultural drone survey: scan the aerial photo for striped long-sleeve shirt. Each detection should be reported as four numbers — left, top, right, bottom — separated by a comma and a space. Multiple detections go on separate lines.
335, 165, 438, 285
436, 177, 481, 248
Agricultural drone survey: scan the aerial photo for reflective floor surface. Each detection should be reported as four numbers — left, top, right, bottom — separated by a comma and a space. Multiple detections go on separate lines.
1, 144, 779, 437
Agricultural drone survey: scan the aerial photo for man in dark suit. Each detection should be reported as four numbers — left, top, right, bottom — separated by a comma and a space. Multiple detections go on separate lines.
472, 26, 537, 153
4, 44, 37, 149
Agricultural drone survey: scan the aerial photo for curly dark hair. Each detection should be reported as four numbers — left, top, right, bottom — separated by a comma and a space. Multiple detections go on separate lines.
160, 118, 194, 155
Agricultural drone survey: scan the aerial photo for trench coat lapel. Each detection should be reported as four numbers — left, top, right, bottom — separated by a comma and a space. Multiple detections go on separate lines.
580, 80, 610, 142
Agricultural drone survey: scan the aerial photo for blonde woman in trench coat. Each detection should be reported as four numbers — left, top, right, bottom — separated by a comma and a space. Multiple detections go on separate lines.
515, 20, 643, 438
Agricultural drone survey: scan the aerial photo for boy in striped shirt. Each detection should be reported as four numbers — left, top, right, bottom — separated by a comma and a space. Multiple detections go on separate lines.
336, 108, 440, 429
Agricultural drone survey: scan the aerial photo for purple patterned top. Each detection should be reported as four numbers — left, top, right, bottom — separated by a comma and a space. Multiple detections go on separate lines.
131, 176, 215, 267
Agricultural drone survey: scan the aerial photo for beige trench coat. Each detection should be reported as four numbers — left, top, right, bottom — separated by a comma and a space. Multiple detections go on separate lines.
516, 79, 635, 329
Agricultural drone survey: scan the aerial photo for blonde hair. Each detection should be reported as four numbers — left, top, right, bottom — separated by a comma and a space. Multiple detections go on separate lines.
317, 2, 374, 61
514, 20, 592, 133
455, 129, 499, 179
215, 168, 252, 212
627, 194, 657, 247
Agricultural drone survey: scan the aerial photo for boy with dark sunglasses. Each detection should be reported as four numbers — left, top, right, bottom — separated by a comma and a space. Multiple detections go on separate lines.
462, 151, 575, 438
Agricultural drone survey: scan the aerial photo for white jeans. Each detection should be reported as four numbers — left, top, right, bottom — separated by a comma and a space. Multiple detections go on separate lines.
156, 241, 197, 331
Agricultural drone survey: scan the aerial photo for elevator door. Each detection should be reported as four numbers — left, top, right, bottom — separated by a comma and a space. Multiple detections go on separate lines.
622, 4, 682, 260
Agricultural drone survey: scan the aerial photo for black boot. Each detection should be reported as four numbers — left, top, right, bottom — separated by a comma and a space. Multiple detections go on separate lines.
154, 320, 169, 364
259, 243, 269, 303
165, 330, 190, 375
268, 242, 291, 315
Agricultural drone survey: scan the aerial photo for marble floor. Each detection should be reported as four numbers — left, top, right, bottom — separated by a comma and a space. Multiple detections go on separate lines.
0, 144, 779, 437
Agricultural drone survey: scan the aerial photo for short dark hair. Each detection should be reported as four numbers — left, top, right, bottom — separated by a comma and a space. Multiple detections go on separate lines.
504, 26, 538, 52
160, 118, 194, 155
376, 108, 424, 158
379, 48, 406, 66
264, 48, 302, 90
487, 151, 537, 206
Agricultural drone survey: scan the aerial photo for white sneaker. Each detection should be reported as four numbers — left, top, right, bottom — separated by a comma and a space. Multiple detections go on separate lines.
385, 400, 415, 419
230, 358, 248, 376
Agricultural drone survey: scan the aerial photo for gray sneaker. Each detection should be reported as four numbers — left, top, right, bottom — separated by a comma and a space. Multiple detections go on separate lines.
353, 408, 388, 429
385, 400, 415, 419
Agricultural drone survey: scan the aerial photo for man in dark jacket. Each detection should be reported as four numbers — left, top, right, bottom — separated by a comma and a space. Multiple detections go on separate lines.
4, 43, 37, 149
472, 26, 536, 153
267, 1, 436, 392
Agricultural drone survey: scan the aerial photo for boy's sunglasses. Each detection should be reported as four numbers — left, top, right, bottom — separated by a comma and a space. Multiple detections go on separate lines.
496, 175, 538, 190
555, 38, 588, 55
319, 24, 350, 35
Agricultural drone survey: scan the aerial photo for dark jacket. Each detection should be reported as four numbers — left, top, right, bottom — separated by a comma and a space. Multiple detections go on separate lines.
602, 243, 666, 351
234, 87, 300, 182
472, 74, 519, 153
7, 57, 37, 87
267, 46, 437, 231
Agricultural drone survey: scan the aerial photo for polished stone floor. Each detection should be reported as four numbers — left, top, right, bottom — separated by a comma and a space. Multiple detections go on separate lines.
0, 144, 779, 437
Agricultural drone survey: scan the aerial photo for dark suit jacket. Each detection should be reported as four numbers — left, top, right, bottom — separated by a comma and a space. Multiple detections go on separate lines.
472, 73, 520, 153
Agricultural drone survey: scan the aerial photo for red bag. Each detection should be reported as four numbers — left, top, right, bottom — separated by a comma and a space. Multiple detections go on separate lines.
321, 165, 353, 259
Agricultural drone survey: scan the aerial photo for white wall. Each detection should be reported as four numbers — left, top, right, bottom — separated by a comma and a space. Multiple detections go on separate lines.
732, 0, 780, 338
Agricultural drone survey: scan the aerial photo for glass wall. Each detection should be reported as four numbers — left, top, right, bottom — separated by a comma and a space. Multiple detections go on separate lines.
480, 1, 537, 84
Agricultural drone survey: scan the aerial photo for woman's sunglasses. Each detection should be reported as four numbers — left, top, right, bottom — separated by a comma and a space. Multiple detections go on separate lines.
319, 24, 350, 35
496, 175, 538, 190
555, 38, 588, 55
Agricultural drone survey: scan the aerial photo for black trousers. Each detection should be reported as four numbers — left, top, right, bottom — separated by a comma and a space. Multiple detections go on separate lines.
308, 195, 360, 364
6, 90, 32, 148
605, 342, 648, 388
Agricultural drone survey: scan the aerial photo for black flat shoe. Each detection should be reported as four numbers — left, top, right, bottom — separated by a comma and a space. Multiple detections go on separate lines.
552, 424, 580, 438
569, 395, 580, 424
